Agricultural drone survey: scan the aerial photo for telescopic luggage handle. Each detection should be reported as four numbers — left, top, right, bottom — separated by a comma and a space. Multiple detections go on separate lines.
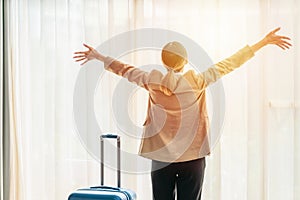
100, 134, 121, 188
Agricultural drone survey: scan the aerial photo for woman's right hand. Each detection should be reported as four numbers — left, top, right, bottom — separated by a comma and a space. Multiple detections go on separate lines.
73, 43, 106, 65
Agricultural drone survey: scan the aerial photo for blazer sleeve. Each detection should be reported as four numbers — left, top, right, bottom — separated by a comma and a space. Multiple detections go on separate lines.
195, 45, 255, 88
104, 57, 150, 89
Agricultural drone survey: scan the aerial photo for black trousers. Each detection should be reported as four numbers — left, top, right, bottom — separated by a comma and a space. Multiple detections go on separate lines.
151, 157, 206, 200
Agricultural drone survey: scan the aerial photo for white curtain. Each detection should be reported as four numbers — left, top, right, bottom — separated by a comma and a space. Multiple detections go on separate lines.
6, 0, 300, 200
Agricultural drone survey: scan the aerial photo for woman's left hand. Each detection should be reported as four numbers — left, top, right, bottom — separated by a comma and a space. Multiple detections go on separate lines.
250, 27, 292, 53
263, 27, 292, 50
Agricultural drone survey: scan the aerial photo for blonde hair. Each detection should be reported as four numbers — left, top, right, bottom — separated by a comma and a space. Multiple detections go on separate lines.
161, 41, 187, 72
160, 42, 188, 96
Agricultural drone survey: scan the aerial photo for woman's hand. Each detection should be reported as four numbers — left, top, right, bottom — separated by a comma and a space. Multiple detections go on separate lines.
73, 43, 106, 65
251, 27, 292, 53
263, 27, 292, 50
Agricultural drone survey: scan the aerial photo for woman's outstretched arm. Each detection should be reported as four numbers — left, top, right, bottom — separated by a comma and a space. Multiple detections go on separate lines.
73, 44, 154, 90
195, 27, 292, 87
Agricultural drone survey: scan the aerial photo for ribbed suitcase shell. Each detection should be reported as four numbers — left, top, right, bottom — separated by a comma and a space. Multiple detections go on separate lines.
68, 186, 136, 200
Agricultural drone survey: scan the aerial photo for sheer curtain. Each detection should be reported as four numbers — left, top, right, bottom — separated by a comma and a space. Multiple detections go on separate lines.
6, 0, 300, 200
5, 0, 134, 199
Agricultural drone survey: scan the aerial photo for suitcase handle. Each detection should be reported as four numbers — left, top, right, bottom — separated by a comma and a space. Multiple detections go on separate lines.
100, 134, 121, 188
101, 134, 119, 139
90, 186, 120, 191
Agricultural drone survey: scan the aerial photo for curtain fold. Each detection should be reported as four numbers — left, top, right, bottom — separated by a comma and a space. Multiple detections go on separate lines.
2, 1, 12, 200
1, 1, 4, 199
5, 1, 24, 199
5, 0, 300, 200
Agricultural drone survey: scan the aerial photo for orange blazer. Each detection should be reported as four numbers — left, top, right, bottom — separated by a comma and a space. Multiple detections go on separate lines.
104, 45, 255, 162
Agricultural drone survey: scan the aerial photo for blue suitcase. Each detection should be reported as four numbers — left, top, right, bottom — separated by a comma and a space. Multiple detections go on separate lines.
68, 134, 136, 200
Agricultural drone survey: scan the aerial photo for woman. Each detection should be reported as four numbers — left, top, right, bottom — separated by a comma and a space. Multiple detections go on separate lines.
74, 27, 291, 200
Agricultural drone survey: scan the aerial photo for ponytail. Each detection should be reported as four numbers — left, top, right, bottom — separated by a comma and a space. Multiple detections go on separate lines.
160, 69, 178, 96
159, 41, 187, 96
